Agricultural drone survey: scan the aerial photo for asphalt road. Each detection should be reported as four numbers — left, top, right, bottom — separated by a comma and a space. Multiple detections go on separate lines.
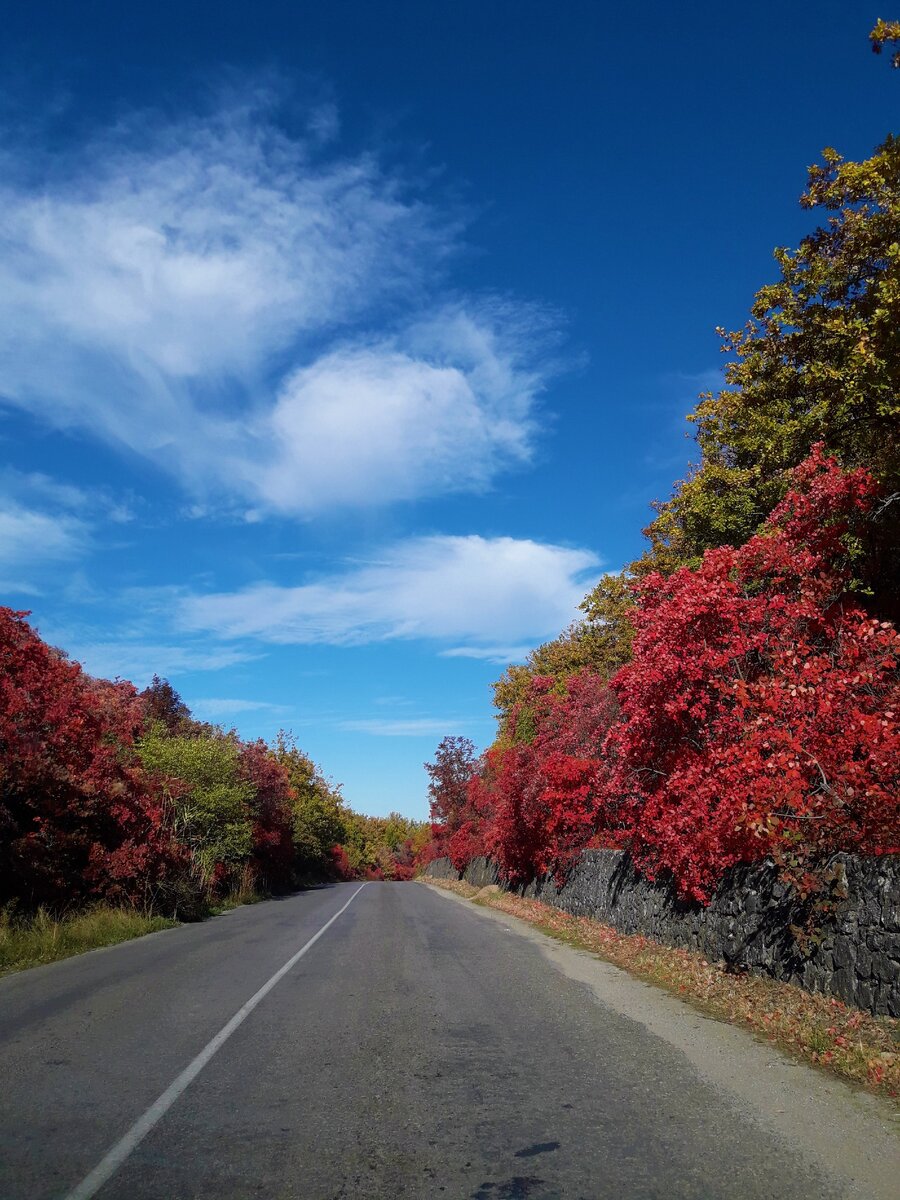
0, 881, 896, 1200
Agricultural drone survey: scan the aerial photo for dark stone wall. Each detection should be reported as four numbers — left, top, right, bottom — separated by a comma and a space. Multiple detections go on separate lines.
424, 850, 900, 1017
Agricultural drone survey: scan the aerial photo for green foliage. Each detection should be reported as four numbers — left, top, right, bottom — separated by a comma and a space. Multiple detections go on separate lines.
339, 810, 429, 877
137, 727, 255, 881
577, 570, 637, 665
640, 131, 900, 614
273, 731, 347, 873
0, 904, 175, 976
492, 573, 635, 736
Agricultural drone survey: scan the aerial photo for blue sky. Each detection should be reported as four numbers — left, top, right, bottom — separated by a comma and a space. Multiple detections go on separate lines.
1, 2, 894, 817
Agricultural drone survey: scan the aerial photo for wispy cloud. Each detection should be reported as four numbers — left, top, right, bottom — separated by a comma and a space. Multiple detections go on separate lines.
0, 502, 87, 584
439, 644, 538, 664
336, 717, 474, 737
179, 534, 600, 651
0, 470, 94, 591
42, 638, 259, 688
0, 468, 142, 592
187, 697, 288, 719
0, 91, 556, 515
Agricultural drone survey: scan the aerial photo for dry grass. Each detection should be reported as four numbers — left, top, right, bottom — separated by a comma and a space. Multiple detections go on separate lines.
0, 905, 177, 977
422, 876, 900, 1105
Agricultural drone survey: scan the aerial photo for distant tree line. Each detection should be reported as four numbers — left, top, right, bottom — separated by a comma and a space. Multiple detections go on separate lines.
0, 618, 426, 920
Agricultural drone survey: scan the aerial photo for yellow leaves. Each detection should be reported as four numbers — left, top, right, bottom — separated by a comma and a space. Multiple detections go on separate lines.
870, 18, 900, 67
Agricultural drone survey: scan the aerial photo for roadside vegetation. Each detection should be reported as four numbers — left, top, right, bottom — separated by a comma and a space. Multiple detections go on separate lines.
0, 905, 177, 977
424, 876, 900, 1104
419, 27, 899, 914
0, 621, 427, 975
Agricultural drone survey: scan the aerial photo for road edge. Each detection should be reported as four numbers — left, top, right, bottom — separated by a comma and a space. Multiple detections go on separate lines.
420, 879, 900, 1200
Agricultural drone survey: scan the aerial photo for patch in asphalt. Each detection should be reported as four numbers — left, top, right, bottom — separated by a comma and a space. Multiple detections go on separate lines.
514, 1142, 561, 1158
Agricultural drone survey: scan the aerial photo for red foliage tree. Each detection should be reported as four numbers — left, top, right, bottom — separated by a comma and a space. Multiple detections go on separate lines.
478, 743, 544, 883
139, 675, 194, 735
603, 446, 900, 899
479, 672, 618, 883
329, 844, 354, 881
0, 610, 182, 910
237, 739, 296, 891
424, 735, 480, 862
422, 448, 898, 904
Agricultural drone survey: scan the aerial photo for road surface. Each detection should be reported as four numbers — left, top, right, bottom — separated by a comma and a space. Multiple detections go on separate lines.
0, 881, 896, 1199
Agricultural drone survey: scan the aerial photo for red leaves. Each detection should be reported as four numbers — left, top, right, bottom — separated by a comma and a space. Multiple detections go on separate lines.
603, 446, 899, 899
0, 608, 181, 909
237, 739, 295, 890
1, 610, 424, 907
329, 844, 353, 881
424, 447, 900, 902
426, 671, 618, 884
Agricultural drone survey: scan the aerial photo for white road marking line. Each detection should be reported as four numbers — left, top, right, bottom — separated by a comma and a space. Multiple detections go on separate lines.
62, 883, 368, 1200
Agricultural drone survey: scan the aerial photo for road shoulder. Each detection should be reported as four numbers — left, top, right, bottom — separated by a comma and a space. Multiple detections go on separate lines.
421, 878, 900, 1200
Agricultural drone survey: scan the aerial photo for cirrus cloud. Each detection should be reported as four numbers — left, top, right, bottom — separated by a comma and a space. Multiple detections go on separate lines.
0, 91, 556, 516
178, 534, 601, 652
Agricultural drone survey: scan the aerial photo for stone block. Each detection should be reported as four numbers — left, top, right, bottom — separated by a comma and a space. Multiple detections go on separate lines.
829, 967, 856, 1002
855, 980, 874, 1012
871, 952, 899, 984
857, 944, 872, 978
832, 937, 856, 969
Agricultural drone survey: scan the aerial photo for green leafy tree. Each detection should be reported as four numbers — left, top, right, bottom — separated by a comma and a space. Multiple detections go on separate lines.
338, 810, 429, 878
492, 574, 635, 735
137, 727, 254, 884
273, 732, 347, 874
640, 127, 900, 612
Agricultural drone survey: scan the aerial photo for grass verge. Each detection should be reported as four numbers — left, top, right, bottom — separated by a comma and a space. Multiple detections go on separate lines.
0, 905, 178, 977
208, 886, 267, 916
422, 875, 899, 1105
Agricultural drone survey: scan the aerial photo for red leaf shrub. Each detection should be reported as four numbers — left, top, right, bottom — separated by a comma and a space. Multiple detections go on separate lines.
603, 446, 900, 899
238, 739, 295, 891
479, 744, 545, 884
422, 448, 899, 904
479, 672, 619, 884
0, 609, 181, 910
446, 818, 486, 873
329, 844, 354, 881
414, 835, 445, 869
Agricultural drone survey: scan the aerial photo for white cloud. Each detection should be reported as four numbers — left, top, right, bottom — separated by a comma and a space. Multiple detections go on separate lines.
0, 468, 141, 591
0, 470, 94, 589
188, 697, 287, 719
439, 644, 537, 664
0, 502, 86, 578
0, 470, 91, 512
179, 534, 600, 651
53, 640, 258, 687
257, 307, 539, 510
0, 94, 553, 513
337, 717, 473, 737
